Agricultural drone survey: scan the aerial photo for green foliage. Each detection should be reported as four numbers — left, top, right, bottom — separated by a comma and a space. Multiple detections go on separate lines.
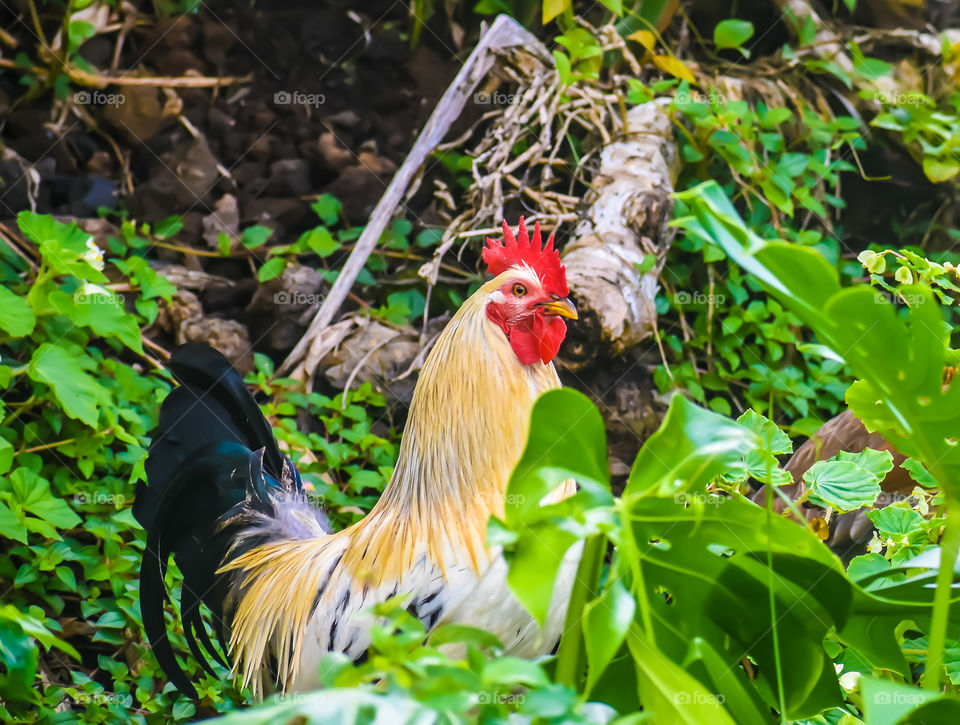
713, 19, 754, 58
872, 92, 960, 183
677, 179, 960, 693
0, 212, 207, 721
488, 384, 960, 721
636, 81, 862, 431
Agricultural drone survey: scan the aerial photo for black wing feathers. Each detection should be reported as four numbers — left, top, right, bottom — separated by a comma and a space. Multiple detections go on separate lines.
134, 344, 302, 697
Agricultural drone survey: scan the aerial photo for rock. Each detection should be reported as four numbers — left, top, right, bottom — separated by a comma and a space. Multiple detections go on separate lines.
326, 154, 397, 221
150, 262, 236, 290
201, 19, 237, 68
317, 132, 354, 171
266, 158, 311, 197
202, 194, 240, 248
104, 85, 164, 143
140, 138, 220, 211
247, 263, 326, 351
320, 317, 447, 407
179, 317, 253, 374
327, 109, 361, 127
156, 289, 204, 334
243, 197, 310, 234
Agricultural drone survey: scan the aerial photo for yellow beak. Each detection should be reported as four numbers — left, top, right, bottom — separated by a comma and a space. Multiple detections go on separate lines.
539, 297, 578, 320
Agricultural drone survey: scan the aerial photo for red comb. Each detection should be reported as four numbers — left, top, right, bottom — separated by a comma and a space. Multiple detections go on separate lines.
482, 217, 568, 296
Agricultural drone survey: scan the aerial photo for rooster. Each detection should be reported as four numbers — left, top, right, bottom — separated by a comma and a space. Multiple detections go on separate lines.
134, 218, 581, 698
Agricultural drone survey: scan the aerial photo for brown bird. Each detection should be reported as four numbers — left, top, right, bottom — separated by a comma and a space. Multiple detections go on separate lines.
761, 409, 914, 559
760, 367, 958, 554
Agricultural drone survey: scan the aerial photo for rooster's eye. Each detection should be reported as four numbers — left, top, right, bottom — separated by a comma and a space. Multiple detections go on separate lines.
512, 283, 527, 296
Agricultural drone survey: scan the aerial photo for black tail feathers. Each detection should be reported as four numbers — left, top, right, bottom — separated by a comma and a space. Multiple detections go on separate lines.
134, 344, 313, 697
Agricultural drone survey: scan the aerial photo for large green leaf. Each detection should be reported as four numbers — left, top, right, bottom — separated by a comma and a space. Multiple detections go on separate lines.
625, 395, 755, 497
0, 285, 35, 337
496, 389, 613, 626
48, 289, 143, 353
583, 578, 634, 694
0, 500, 27, 544
803, 459, 882, 512
505, 388, 610, 525
27, 343, 106, 427
17, 212, 108, 283
674, 181, 960, 497
628, 495, 848, 719
860, 677, 960, 724
627, 625, 737, 725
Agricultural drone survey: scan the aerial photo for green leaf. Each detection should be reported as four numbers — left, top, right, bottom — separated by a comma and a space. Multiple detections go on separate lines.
902, 457, 937, 488
923, 155, 960, 183
0, 436, 13, 475
0, 285, 35, 337
583, 578, 634, 694
240, 225, 274, 249
714, 19, 754, 55
597, 0, 622, 14
24, 492, 81, 530
837, 448, 894, 483
803, 459, 882, 512
17, 212, 108, 283
311, 194, 342, 225
625, 395, 754, 497
258, 257, 287, 282
302, 227, 339, 257
48, 288, 143, 353
0, 500, 28, 543
628, 624, 737, 724
504, 523, 578, 628
543, 0, 571, 23
860, 677, 955, 725
505, 389, 609, 524
27, 343, 105, 427
736, 409, 791, 454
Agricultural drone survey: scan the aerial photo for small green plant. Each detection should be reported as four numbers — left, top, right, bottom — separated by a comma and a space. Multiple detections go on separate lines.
632, 80, 864, 430
872, 91, 960, 183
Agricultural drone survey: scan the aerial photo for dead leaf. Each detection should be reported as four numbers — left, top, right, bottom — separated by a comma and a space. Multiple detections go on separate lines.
626, 30, 656, 51
652, 54, 696, 83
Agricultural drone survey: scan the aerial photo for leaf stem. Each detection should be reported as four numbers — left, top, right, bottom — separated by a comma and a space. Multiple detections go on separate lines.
922, 492, 960, 690
764, 395, 788, 721
555, 533, 605, 689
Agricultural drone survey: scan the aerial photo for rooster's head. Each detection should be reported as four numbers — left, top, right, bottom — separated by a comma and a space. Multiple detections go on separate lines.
482, 217, 577, 366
